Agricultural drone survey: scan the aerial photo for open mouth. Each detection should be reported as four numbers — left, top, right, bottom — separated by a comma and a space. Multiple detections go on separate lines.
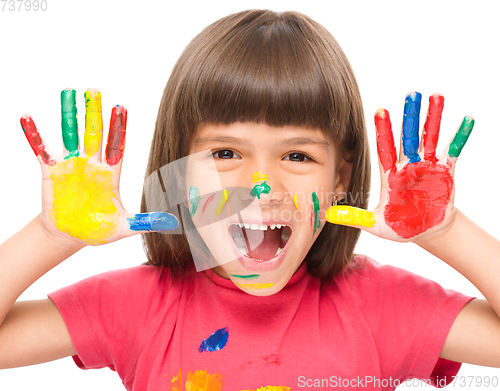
228, 223, 292, 262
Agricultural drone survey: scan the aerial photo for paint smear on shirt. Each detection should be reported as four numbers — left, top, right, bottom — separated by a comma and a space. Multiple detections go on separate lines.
49, 157, 119, 244
198, 327, 229, 353
169, 368, 223, 391
242, 387, 290, 391
235, 283, 274, 290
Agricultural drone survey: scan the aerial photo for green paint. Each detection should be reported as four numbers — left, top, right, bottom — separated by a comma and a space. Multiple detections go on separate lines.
312, 192, 321, 238
250, 181, 271, 199
61, 89, 79, 156
189, 186, 201, 217
448, 116, 474, 158
230, 274, 260, 279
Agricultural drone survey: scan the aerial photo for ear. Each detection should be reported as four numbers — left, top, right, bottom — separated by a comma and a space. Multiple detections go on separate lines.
334, 158, 353, 202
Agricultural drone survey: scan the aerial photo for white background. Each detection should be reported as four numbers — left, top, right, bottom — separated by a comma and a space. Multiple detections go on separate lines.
0, 0, 499, 390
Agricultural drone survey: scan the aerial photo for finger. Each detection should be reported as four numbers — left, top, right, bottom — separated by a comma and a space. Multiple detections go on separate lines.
325, 205, 376, 229
422, 93, 444, 163
20, 115, 56, 166
127, 212, 179, 232
374, 108, 397, 172
400, 91, 422, 163
61, 88, 80, 158
447, 116, 475, 158
105, 105, 127, 166
84, 88, 103, 160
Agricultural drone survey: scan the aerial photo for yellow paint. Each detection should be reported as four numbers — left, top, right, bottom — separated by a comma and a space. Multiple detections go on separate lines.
325, 205, 376, 228
84, 89, 103, 157
252, 171, 269, 183
169, 368, 223, 391
292, 194, 299, 211
235, 283, 274, 290
215, 190, 229, 216
377, 108, 386, 118
49, 157, 119, 244
242, 387, 290, 391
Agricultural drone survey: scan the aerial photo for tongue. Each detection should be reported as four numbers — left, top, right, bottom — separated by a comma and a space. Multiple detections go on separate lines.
244, 228, 282, 260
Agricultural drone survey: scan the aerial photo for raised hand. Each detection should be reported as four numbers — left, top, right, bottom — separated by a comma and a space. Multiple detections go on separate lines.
20, 88, 178, 246
326, 92, 474, 242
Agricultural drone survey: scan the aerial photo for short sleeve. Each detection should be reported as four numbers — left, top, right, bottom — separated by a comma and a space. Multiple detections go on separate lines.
48, 265, 173, 381
347, 257, 475, 387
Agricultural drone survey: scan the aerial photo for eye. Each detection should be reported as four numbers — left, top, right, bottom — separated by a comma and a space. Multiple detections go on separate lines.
213, 149, 241, 159
283, 152, 312, 162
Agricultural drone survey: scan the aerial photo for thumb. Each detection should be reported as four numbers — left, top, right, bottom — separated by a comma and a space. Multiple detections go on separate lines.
325, 205, 376, 229
126, 212, 179, 234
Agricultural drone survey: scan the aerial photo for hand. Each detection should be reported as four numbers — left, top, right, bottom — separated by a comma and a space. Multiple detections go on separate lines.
20, 88, 178, 246
326, 91, 474, 243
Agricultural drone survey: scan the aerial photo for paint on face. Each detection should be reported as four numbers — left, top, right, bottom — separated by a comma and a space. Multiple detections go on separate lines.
250, 181, 271, 199
252, 171, 269, 182
311, 192, 321, 238
105, 105, 127, 166
20, 115, 56, 166
49, 157, 119, 244
189, 186, 201, 217
235, 282, 274, 290
325, 205, 376, 228
215, 190, 229, 216
384, 160, 453, 239
448, 116, 474, 158
84, 89, 103, 157
127, 212, 179, 232
422, 94, 444, 163
375, 108, 397, 172
293, 194, 299, 211
198, 327, 229, 353
402, 92, 422, 163
169, 369, 223, 391
202, 193, 216, 215
230, 274, 260, 279
61, 88, 79, 158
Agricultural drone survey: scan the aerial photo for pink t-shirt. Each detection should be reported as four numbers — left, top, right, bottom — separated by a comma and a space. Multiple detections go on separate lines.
48, 256, 474, 391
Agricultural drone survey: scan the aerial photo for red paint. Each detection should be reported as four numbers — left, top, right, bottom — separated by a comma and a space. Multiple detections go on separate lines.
20, 115, 55, 166
384, 160, 453, 239
423, 94, 444, 163
105, 105, 127, 166
374, 109, 397, 172
202, 193, 216, 215
264, 354, 282, 366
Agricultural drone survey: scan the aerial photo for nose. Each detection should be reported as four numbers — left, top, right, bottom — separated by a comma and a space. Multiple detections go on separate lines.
250, 170, 284, 204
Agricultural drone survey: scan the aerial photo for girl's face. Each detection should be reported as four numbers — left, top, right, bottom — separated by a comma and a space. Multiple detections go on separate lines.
186, 122, 348, 296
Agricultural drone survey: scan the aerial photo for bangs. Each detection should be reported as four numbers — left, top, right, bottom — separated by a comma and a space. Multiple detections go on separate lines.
179, 11, 352, 139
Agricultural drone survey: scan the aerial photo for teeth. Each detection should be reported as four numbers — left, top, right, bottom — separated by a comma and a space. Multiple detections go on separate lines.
259, 224, 267, 230
238, 223, 244, 228
274, 247, 283, 256
281, 228, 290, 242
244, 224, 250, 229
276, 224, 282, 229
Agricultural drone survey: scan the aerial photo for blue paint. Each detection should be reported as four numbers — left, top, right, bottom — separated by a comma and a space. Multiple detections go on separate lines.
403, 91, 422, 163
198, 327, 229, 353
189, 186, 201, 217
127, 212, 178, 231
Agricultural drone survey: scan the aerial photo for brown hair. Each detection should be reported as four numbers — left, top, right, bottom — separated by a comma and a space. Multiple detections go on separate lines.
140, 9, 370, 280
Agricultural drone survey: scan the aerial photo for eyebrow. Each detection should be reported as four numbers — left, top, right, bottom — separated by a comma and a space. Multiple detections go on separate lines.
194, 135, 330, 148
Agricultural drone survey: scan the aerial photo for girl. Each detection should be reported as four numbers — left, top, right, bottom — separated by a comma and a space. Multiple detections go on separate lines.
1, 8, 500, 391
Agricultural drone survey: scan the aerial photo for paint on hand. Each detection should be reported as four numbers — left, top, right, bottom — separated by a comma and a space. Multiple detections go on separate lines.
61, 88, 79, 158
169, 368, 223, 391
311, 192, 321, 238
189, 186, 201, 217
448, 116, 474, 158
230, 274, 260, 280
215, 190, 229, 216
402, 92, 422, 163
252, 171, 269, 182
422, 93, 444, 163
49, 157, 119, 244
384, 160, 453, 239
127, 212, 179, 232
250, 182, 271, 199
20, 115, 56, 166
243, 387, 290, 391
374, 108, 397, 172
325, 205, 376, 228
293, 194, 300, 211
235, 282, 274, 290
84, 89, 103, 157
105, 105, 127, 166
198, 327, 229, 353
